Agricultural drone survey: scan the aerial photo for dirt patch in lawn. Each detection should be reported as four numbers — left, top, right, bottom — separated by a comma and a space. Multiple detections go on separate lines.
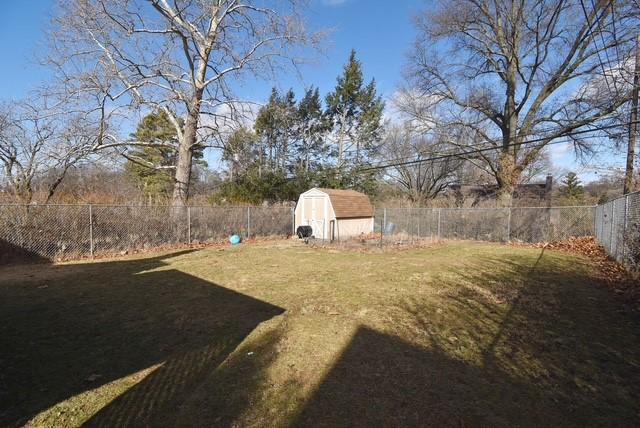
302, 234, 444, 253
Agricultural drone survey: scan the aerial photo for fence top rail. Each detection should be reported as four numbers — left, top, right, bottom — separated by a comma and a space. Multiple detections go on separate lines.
378, 205, 596, 210
0, 203, 599, 210
0, 203, 293, 209
599, 191, 640, 205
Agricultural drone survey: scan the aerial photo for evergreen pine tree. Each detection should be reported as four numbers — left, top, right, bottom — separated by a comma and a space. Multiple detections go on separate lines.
325, 49, 384, 191
254, 88, 298, 174
561, 172, 584, 202
125, 110, 206, 201
295, 86, 329, 172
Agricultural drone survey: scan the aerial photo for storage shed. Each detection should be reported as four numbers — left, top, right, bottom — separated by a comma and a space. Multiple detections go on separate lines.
294, 188, 375, 240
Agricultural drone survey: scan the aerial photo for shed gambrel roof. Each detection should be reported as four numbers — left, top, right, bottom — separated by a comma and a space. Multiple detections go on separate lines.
316, 188, 374, 218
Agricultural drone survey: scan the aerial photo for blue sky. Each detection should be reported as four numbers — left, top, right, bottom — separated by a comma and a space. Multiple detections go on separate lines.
0, 0, 423, 103
230, 0, 426, 102
0, 0, 52, 98
0, 0, 626, 182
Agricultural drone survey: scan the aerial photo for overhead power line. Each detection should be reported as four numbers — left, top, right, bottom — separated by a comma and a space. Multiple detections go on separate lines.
590, 0, 620, 93
359, 119, 640, 172
579, 0, 616, 95
369, 113, 637, 168
373, 105, 636, 167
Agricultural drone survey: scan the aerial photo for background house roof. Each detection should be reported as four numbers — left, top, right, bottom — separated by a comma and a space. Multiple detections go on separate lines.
316, 188, 374, 218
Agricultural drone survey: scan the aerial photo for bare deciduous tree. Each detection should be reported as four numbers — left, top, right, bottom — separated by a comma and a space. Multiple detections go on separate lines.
381, 124, 461, 203
0, 98, 98, 203
49, 0, 320, 205
404, 0, 638, 205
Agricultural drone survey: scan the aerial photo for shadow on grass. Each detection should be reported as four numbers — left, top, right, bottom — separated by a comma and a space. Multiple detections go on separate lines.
295, 250, 640, 427
295, 326, 536, 426
0, 238, 50, 265
0, 250, 284, 427
2, 245, 640, 427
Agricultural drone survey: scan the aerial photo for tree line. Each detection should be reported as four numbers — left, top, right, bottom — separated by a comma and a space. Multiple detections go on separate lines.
1, 0, 639, 207
214, 50, 384, 203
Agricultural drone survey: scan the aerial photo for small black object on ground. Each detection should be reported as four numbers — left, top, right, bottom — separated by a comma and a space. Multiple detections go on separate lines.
296, 226, 314, 244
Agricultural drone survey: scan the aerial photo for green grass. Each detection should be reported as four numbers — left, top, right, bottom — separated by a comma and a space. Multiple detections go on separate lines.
1, 241, 639, 427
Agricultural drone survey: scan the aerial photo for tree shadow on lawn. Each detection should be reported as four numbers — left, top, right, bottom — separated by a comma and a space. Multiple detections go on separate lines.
3, 245, 639, 427
0, 250, 284, 427
0, 238, 50, 265
295, 250, 640, 427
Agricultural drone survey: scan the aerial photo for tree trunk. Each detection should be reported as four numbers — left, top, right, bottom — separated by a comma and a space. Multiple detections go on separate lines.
172, 143, 194, 207
44, 166, 72, 204
496, 152, 518, 207
624, 35, 640, 195
498, 54, 519, 208
171, 95, 201, 206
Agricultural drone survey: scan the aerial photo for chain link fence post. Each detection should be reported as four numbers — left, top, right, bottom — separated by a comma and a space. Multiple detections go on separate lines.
247, 206, 251, 239
383, 208, 387, 234
187, 206, 191, 245
291, 207, 295, 236
593, 205, 598, 241
610, 202, 616, 255
437, 208, 442, 241
623, 194, 629, 264
506, 207, 512, 243
379, 214, 384, 247
88, 204, 94, 258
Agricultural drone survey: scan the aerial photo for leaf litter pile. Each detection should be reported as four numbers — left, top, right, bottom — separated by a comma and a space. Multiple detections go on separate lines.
515, 236, 640, 311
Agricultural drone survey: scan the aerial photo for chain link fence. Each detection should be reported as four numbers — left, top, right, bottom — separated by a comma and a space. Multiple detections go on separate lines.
374, 206, 595, 244
2, 199, 638, 268
595, 192, 640, 271
0, 204, 294, 262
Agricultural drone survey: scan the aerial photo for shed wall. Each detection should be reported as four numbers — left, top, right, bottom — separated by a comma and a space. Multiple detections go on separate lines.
295, 189, 374, 240
335, 218, 374, 238
295, 192, 334, 239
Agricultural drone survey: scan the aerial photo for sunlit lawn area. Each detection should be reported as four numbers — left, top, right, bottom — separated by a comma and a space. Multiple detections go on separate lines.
1, 241, 639, 427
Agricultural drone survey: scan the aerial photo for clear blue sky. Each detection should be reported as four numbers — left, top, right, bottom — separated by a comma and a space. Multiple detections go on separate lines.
0, 0, 424, 102
245, 0, 425, 101
0, 0, 52, 98
0, 0, 625, 182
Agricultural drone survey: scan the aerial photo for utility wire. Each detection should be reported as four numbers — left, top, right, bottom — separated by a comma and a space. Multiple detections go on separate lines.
580, 0, 615, 95
368, 111, 635, 168
590, 0, 620, 93
610, 0, 622, 71
367, 134, 600, 172
359, 119, 640, 172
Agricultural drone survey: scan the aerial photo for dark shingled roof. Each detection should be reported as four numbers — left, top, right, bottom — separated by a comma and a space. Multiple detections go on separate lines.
316, 188, 374, 218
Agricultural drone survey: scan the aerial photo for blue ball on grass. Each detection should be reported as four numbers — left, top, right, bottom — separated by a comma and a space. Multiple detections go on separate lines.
229, 234, 242, 245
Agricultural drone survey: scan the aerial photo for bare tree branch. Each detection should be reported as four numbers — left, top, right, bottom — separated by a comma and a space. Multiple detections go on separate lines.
48, 0, 322, 205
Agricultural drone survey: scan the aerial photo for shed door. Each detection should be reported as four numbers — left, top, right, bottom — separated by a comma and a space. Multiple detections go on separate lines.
305, 196, 325, 239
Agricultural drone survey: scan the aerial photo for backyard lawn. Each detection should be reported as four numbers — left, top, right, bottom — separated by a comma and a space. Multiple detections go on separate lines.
1, 241, 639, 427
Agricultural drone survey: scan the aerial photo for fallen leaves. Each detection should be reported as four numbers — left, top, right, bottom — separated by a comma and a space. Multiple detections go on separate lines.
514, 236, 640, 311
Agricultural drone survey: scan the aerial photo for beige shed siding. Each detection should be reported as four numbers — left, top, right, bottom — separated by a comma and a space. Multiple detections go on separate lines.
295, 190, 330, 239
295, 188, 374, 240
335, 218, 374, 238
302, 198, 313, 221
